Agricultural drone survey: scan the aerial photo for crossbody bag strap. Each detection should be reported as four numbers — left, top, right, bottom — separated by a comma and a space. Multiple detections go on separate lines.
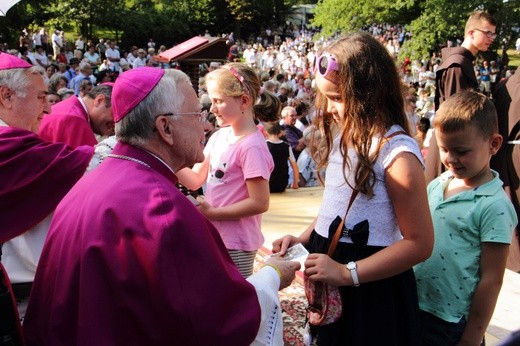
326, 190, 359, 257
384, 130, 407, 141
324, 129, 406, 257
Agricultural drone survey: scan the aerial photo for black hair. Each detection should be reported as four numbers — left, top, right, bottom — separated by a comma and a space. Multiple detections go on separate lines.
264, 122, 283, 136
295, 101, 309, 116
417, 117, 431, 133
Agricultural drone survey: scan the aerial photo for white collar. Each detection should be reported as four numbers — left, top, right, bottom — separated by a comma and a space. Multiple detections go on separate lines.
77, 96, 90, 124
144, 149, 175, 175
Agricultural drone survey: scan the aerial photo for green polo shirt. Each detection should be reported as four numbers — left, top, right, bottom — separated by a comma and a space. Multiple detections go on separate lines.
415, 170, 517, 323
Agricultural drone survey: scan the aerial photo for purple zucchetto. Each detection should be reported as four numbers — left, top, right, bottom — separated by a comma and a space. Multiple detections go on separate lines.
0, 52, 32, 70
111, 67, 165, 122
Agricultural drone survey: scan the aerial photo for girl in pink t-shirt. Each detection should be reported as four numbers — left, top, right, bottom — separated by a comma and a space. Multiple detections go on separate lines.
176, 63, 276, 277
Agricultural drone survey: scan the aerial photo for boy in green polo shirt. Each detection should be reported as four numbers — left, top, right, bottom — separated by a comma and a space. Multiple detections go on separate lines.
414, 90, 517, 345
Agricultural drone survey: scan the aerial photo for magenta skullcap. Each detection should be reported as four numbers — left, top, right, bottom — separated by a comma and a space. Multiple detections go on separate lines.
0, 52, 32, 70
112, 67, 165, 122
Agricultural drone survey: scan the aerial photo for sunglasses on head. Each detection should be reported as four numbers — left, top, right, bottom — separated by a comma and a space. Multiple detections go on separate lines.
313, 53, 339, 77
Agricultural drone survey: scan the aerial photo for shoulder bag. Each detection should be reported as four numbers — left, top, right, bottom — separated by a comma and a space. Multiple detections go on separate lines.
304, 190, 358, 326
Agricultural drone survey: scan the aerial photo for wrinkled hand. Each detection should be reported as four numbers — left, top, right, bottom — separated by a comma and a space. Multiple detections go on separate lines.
304, 253, 346, 286
295, 141, 306, 152
264, 256, 301, 290
272, 235, 300, 256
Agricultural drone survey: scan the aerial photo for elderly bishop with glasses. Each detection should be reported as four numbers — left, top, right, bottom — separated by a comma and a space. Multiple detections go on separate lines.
23, 67, 300, 345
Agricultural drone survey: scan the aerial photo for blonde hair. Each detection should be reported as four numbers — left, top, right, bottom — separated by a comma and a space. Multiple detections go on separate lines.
205, 62, 260, 101
434, 90, 497, 139
206, 62, 281, 122
465, 11, 497, 36
314, 32, 409, 196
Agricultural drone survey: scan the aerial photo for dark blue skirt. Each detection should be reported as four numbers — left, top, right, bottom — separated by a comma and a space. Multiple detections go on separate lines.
307, 230, 421, 346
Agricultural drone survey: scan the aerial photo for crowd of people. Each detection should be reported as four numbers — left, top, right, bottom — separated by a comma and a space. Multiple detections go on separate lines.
0, 9, 519, 346
5, 22, 517, 160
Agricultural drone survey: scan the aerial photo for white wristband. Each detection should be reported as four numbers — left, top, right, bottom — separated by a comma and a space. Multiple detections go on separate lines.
346, 261, 360, 287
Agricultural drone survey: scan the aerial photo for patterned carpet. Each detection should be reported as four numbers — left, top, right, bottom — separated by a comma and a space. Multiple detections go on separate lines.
255, 247, 307, 346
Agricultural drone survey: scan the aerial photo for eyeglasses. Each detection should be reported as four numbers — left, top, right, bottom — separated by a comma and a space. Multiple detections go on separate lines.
161, 112, 206, 122
473, 29, 496, 40
313, 53, 339, 77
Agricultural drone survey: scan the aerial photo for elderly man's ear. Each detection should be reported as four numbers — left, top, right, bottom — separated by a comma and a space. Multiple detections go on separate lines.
0, 86, 14, 108
155, 115, 175, 146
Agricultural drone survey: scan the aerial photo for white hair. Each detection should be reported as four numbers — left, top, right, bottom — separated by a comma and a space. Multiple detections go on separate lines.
0, 66, 42, 98
115, 69, 190, 145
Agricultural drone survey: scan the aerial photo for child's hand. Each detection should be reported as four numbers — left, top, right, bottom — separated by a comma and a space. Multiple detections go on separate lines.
295, 141, 306, 152
272, 235, 300, 256
304, 253, 347, 287
196, 197, 215, 219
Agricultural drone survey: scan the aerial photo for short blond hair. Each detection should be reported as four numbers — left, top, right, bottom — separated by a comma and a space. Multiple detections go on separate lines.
434, 90, 497, 139
465, 11, 497, 36
205, 62, 260, 101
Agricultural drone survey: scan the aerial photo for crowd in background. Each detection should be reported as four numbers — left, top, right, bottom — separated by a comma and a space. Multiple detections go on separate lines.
1, 11, 520, 345
1, 22, 517, 187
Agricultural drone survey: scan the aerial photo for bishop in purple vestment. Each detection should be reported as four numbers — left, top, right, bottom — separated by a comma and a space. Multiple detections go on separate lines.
23, 67, 299, 345
0, 52, 93, 344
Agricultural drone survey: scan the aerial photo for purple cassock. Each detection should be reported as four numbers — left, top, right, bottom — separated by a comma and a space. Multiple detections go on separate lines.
23, 142, 261, 345
0, 126, 93, 342
38, 96, 98, 148
0, 127, 93, 241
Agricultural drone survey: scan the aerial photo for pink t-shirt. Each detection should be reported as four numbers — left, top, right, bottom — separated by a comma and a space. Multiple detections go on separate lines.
204, 127, 274, 251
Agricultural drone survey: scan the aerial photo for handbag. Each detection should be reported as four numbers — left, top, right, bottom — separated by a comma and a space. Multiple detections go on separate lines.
304, 190, 359, 326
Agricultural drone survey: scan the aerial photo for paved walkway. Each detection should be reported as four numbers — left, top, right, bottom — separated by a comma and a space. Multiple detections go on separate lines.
261, 186, 520, 344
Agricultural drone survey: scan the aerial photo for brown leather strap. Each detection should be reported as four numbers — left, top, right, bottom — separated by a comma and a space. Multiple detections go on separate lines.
327, 190, 358, 257
384, 130, 407, 141
324, 130, 407, 257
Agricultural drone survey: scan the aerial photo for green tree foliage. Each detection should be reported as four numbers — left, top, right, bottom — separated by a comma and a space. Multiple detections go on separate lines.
402, 0, 519, 61
0, 0, 52, 46
312, 0, 519, 61
312, 0, 417, 36
226, 0, 300, 38
1, 0, 301, 49
399, 0, 478, 61
121, 0, 218, 48
4, 0, 516, 54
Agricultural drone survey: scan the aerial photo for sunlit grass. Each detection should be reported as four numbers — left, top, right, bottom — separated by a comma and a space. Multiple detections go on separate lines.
499, 49, 520, 68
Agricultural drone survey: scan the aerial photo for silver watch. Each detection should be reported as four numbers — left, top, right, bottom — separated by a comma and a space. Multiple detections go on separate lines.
346, 261, 360, 287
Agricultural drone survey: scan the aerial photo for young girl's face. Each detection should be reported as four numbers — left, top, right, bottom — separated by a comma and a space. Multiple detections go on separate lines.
315, 74, 345, 123
207, 79, 244, 128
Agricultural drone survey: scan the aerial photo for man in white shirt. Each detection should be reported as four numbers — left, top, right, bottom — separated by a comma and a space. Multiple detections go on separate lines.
51, 30, 63, 60
32, 31, 41, 49
126, 46, 138, 66
132, 48, 147, 68
105, 41, 121, 72
33, 45, 49, 69
75, 35, 85, 52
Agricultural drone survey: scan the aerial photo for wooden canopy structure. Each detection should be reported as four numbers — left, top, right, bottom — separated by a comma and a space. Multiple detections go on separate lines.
153, 36, 229, 90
